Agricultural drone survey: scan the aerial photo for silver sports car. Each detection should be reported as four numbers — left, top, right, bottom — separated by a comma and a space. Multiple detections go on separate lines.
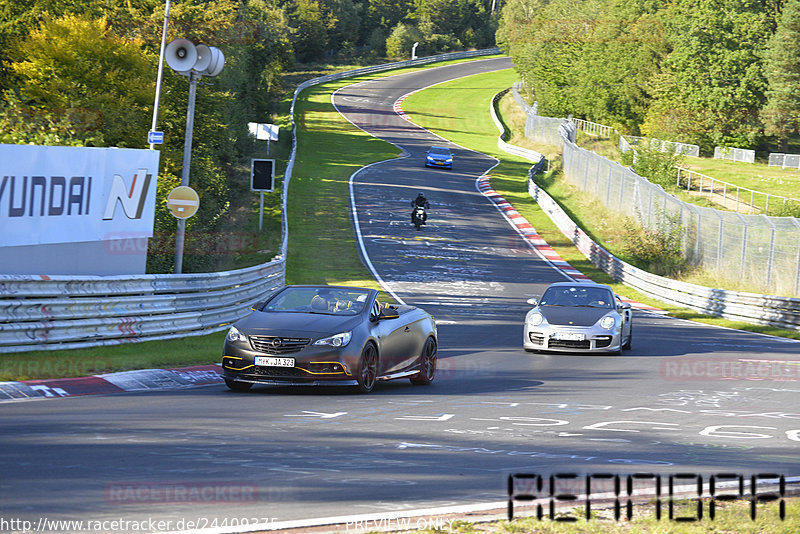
523, 282, 632, 354
222, 285, 437, 393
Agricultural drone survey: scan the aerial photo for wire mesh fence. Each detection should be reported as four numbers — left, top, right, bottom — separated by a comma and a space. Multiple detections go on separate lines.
510, 84, 800, 295
624, 136, 700, 157
769, 153, 800, 169
714, 146, 755, 163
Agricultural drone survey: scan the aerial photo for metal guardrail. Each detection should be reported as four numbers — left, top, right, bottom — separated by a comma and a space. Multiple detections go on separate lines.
0, 263, 285, 353
1, 48, 502, 353
497, 88, 800, 329
528, 180, 800, 331
490, 90, 543, 163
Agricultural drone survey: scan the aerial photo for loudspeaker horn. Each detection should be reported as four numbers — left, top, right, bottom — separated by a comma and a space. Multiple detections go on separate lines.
193, 44, 212, 73
165, 39, 197, 73
204, 47, 225, 77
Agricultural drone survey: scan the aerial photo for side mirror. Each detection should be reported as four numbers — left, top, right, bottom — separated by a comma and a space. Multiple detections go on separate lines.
379, 307, 400, 320
250, 301, 266, 312
526, 298, 538, 306
618, 302, 631, 310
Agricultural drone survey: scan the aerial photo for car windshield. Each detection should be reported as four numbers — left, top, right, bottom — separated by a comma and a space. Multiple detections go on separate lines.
263, 287, 369, 315
429, 147, 451, 156
539, 286, 614, 309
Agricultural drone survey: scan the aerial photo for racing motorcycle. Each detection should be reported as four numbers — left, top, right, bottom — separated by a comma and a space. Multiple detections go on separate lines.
412, 205, 427, 230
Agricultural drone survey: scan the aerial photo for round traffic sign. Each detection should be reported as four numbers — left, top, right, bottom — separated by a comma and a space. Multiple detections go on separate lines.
167, 186, 199, 219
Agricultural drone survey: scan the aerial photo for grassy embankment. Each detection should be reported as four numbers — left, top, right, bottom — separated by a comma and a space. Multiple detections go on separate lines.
0, 55, 503, 381
400, 69, 800, 341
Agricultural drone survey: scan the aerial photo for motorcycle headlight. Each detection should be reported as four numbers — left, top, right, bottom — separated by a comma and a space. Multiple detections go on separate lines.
313, 331, 352, 347
528, 312, 544, 327
599, 316, 616, 330
226, 326, 247, 343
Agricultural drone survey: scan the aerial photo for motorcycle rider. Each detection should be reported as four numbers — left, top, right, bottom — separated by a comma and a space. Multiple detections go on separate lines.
411, 192, 430, 224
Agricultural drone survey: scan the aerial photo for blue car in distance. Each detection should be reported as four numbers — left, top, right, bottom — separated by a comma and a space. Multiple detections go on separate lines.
425, 146, 453, 169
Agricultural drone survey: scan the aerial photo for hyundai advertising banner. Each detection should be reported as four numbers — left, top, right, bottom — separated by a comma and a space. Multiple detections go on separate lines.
0, 144, 159, 247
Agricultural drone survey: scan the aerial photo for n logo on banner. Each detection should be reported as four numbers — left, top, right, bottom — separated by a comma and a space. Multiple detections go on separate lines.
103, 169, 152, 220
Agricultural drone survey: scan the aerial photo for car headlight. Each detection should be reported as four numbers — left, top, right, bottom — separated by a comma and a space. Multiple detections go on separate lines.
226, 326, 247, 343
528, 312, 544, 327
313, 331, 352, 347
599, 316, 616, 330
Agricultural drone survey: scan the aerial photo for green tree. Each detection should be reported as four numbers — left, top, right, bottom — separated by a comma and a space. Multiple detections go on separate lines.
569, 0, 668, 133
761, 0, 800, 152
497, 0, 600, 117
290, 0, 335, 62
385, 22, 422, 58
2, 14, 153, 148
367, 0, 414, 31
642, 0, 770, 151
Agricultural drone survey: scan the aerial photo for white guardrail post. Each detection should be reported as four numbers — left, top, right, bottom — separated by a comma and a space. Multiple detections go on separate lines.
1, 48, 502, 353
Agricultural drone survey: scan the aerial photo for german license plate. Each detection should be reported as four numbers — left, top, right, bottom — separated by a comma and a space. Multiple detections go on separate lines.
255, 356, 295, 367
554, 332, 585, 341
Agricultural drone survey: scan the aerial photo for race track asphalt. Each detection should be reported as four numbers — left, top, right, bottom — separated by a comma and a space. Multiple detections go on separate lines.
1, 57, 798, 532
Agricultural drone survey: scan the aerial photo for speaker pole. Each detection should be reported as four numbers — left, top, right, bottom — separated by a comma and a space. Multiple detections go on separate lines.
174, 70, 198, 274
149, 0, 171, 150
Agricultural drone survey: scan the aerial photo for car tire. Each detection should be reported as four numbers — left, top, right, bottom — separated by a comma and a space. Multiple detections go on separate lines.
622, 325, 632, 350
225, 378, 252, 392
410, 337, 437, 386
355, 343, 378, 393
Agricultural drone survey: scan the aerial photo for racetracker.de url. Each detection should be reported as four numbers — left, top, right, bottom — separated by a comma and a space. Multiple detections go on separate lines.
0, 516, 277, 533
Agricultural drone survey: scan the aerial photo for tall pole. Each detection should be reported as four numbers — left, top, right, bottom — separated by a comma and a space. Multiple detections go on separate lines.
149, 0, 171, 150
174, 71, 199, 274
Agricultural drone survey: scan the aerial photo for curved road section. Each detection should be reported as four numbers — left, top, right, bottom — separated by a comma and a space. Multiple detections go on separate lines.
0, 59, 798, 531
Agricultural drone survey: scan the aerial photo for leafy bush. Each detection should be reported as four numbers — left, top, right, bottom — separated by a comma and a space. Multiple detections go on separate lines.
629, 145, 684, 190
385, 23, 422, 59
621, 215, 688, 277
771, 200, 800, 218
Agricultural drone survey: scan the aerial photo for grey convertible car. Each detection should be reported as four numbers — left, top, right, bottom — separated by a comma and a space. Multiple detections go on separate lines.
523, 282, 632, 354
222, 285, 437, 393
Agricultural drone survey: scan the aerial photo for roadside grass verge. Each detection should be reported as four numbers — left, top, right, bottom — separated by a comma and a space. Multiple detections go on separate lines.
401, 70, 800, 340
681, 157, 800, 202
0, 55, 504, 380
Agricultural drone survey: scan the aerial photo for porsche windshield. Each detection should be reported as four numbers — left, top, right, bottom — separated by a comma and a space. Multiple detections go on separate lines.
263, 287, 369, 315
539, 286, 614, 308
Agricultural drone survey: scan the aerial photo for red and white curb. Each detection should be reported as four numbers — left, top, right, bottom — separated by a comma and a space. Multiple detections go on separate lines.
476, 176, 591, 281
394, 92, 663, 314
0, 364, 223, 403
476, 176, 663, 313
393, 93, 417, 122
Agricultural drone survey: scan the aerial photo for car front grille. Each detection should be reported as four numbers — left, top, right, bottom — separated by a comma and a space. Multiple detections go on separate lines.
548, 338, 591, 350
249, 336, 310, 354
252, 366, 307, 378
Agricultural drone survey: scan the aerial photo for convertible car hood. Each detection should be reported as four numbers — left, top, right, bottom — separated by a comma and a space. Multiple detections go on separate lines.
540, 306, 610, 327
236, 311, 362, 336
